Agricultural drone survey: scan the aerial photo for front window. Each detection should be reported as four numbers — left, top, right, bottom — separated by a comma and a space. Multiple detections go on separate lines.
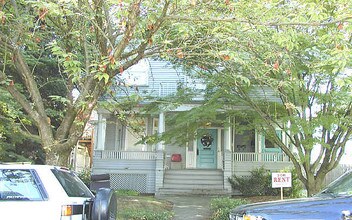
265, 130, 282, 149
234, 129, 255, 152
51, 168, 93, 198
0, 169, 46, 201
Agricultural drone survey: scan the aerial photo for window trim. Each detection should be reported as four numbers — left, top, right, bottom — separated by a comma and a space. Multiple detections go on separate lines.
261, 129, 283, 153
30, 169, 49, 200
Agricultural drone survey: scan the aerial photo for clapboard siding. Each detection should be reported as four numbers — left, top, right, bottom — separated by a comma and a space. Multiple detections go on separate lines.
114, 59, 281, 103
92, 159, 156, 193
92, 159, 155, 170
249, 87, 281, 103
115, 59, 187, 98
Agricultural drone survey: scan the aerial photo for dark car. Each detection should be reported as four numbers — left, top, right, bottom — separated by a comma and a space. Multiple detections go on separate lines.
229, 171, 352, 220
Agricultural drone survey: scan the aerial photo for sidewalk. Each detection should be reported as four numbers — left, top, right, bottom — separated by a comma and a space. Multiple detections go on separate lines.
157, 195, 214, 220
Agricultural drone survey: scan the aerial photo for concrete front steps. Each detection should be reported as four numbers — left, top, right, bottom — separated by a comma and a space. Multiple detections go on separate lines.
158, 169, 229, 195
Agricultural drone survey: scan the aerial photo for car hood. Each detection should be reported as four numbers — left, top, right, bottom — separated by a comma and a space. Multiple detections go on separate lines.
231, 195, 352, 220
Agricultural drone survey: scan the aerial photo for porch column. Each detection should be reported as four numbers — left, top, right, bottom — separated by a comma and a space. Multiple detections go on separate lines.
223, 117, 233, 193
157, 112, 165, 150
155, 112, 165, 194
96, 114, 106, 150
224, 118, 232, 151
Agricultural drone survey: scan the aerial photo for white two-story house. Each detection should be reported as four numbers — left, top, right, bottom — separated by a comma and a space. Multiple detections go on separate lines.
91, 59, 292, 195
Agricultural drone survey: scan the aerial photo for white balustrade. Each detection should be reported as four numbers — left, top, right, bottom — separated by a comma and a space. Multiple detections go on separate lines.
94, 150, 157, 160
95, 151, 289, 162
233, 152, 290, 162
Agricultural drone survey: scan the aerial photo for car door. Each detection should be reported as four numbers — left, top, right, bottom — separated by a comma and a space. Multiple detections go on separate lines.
0, 168, 62, 220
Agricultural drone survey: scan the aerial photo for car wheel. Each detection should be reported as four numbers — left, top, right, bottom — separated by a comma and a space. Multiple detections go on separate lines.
91, 188, 117, 220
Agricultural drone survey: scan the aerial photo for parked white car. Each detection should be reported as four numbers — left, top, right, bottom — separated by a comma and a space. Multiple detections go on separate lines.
0, 164, 117, 220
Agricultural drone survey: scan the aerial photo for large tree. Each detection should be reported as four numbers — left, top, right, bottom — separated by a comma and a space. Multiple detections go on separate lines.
0, 0, 243, 165
0, 0, 191, 165
0, 0, 351, 196
156, 1, 352, 196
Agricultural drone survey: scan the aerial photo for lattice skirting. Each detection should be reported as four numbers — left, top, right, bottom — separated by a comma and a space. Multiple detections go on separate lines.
110, 173, 147, 193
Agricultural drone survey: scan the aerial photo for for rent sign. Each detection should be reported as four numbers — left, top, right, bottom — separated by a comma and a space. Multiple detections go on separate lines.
272, 172, 292, 188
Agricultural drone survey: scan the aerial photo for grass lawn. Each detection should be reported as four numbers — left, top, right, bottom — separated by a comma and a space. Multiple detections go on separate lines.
114, 192, 279, 220
116, 195, 174, 220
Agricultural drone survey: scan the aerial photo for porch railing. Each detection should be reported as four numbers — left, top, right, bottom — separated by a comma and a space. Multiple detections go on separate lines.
94, 150, 157, 160
94, 151, 289, 162
233, 152, 290, 162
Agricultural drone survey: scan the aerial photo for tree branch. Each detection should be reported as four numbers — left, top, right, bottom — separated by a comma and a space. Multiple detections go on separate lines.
120, 0, 170, 61
114, 0, 142, 58
166, 15, 352, 27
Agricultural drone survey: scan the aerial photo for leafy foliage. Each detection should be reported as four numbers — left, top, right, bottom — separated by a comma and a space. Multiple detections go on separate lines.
156, 0, 352, 196
210, 197, 248, 220
0, 88, 44, 163
229, 166, 304, 198
77, 168, 91, 188
280, 167, 305, 198
229, 167, 278, 196
0, 0, 351, 199
0, 0, 207, 165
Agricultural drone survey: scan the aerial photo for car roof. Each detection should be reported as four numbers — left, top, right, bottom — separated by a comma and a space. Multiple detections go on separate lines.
0, 163, 69, 171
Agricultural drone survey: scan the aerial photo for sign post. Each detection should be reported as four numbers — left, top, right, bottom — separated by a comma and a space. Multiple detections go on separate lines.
272, 172, 292, 200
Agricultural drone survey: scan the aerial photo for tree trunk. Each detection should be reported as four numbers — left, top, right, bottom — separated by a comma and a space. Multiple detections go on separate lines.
57, 150, 72, 167
306, 175, 324, 196
45, 144, 73, 167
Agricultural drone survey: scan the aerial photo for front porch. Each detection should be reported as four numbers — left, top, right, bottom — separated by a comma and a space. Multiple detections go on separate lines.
232, 152, 292, 177
92, 150, 292, 194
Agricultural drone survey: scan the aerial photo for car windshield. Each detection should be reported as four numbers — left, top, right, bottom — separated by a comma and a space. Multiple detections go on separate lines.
318, 171, 352, 197
51, 168, 93, 198
0, 169, 46, 201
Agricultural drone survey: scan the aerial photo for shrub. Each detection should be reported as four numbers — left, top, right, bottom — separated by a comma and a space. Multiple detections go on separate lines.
210, 197, 248, 220
77, 168, 91, 188
280, 167, 305, 198
228, 166, 279, 196
229, 166, 305, 198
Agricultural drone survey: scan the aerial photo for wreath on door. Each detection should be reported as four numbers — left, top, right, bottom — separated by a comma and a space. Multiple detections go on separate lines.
201, 134, 213, 148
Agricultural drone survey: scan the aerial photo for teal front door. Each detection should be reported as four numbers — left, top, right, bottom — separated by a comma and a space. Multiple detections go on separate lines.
197, 129, 217, 169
